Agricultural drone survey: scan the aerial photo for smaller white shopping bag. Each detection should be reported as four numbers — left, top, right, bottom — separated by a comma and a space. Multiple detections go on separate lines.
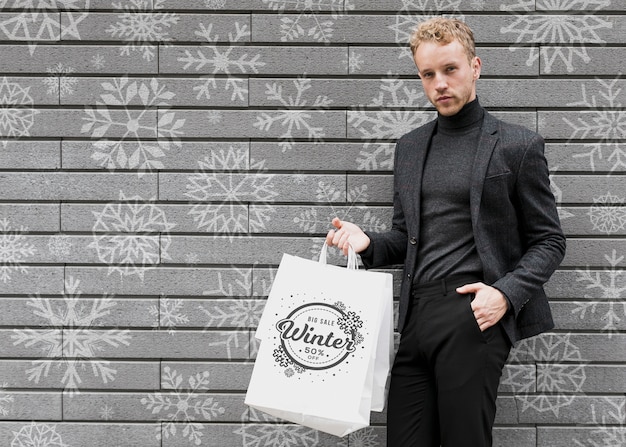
245, 243, 394, 437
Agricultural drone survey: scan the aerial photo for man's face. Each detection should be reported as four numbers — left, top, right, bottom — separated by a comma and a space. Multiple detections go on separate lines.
413, 39, 481, 116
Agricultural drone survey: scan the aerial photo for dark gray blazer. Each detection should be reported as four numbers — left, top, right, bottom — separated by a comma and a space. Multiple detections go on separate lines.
361, 111, 566, 345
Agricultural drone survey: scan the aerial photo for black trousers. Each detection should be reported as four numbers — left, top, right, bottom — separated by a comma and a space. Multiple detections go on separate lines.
387, 275, 511, 447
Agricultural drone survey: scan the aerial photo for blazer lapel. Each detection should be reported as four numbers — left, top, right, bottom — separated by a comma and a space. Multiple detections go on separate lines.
470, 113, 499, 230
406, 120, 437, 232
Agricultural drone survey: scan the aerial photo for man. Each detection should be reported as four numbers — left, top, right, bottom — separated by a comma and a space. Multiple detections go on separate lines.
325, 18, 565, 447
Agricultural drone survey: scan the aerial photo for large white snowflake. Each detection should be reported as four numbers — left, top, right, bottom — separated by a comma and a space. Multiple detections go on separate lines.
82, 76, 185, 175
0, 382, 13, 416
11, 276, 131, 396
337, 427, 380, 447
0, 0, 89, 55
89, 192, 176, 279
573, 397, 626, 447
150, 296, 189, 335
349, 74, 430, 170
501, 332, 587, 417
234, 407, 319, 447
0, 77, 38, 145
564, 77, 626, 173
389, 0, 464, 59
185, 146, 277, 239
261, 0, 354, 43
11, 422, 68, 447
588, 192, 626, 235
42, 63, 78, 97
573, 250, 626, 338
254, 76, 332, 152
141, 366, 225, 445
0, 217, 36, 283
107, 0, 179, 61
179, 21, 259, 102
500, 0, 613, 73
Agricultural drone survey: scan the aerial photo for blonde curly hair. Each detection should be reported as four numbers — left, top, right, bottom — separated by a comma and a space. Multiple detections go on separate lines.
409, 17, 476, 64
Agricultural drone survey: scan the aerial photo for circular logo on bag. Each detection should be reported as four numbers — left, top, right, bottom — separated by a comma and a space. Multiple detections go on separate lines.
274, 301, 364, 371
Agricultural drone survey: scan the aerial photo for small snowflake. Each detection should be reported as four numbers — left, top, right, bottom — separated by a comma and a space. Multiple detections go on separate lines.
500, 0, 613, 73
89, 192, 176, 279
99, 404, 115, 420
337, 310, 363, 334
0, 76, 39, 144
588, 192, 626, 234
273, 345, 292, 368
284, 368, 294, 378
42, 63, 78, 97
150, 296, 189, 335
11, 422, 68, 447
91, 53, 106, 69
0, 217, 36, 283
141, 366, 225, 445
47, 234, 72, 259
206, 110, 222, 125
108, 0, 179, 61
254, 75, 332, 152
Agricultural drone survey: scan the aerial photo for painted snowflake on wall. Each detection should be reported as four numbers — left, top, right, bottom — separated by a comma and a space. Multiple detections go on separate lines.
588, 192, 626, 235
501, 332, 587, 417
500, 0, 613, 73
0, 382, 13, 416
11, 422, 68, 447
234, 407, 319, 447
0, 217, 36, 284
0, 0, 89, 55
261, 0, 354, 43
82, 76, 185, 174
254, 76, 332, 152
108, 0, 179, 61
573, 397, 626, 446
349, 74, 430, 170
573, 250, 626, 338
42, 63, 78, 97
0, 77, 38, 145
11, 276, 131, 396
179, 21, 258, 102
186, 146, 277, 238
47, 234, 72, 259
150, 296, 189, 335
337, 427, 380, 447
389, 0, 464, 60
141, 366, 225, 445
89, 192, 175, 279
565, 76, 626, 173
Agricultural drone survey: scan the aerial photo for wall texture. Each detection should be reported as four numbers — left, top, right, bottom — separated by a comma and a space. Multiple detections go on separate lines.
0, 0, 624, 446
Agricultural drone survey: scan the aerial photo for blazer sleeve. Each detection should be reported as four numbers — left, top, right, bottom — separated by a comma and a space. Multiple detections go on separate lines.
491, 133, 566, 317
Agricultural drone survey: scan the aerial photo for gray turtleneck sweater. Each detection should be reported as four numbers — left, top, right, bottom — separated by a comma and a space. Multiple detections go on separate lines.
414, 98, 485, 284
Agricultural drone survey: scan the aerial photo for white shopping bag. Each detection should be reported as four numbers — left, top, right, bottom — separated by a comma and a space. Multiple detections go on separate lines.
245, 243, 394, 437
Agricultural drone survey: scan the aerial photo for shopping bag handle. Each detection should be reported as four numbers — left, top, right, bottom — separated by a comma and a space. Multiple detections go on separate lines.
319, 242, 359, 270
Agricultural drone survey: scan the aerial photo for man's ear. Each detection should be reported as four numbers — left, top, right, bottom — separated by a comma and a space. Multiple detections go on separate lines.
472, 56, 482, 80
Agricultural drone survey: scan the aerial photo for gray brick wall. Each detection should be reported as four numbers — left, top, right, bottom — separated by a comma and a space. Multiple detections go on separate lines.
0, 1, 624, 446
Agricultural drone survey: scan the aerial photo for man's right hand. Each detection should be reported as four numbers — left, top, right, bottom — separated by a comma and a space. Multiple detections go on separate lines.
325, 217, 371, 256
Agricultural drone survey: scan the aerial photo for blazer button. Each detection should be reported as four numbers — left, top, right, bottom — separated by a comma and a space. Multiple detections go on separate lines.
409, 237, 417, 245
